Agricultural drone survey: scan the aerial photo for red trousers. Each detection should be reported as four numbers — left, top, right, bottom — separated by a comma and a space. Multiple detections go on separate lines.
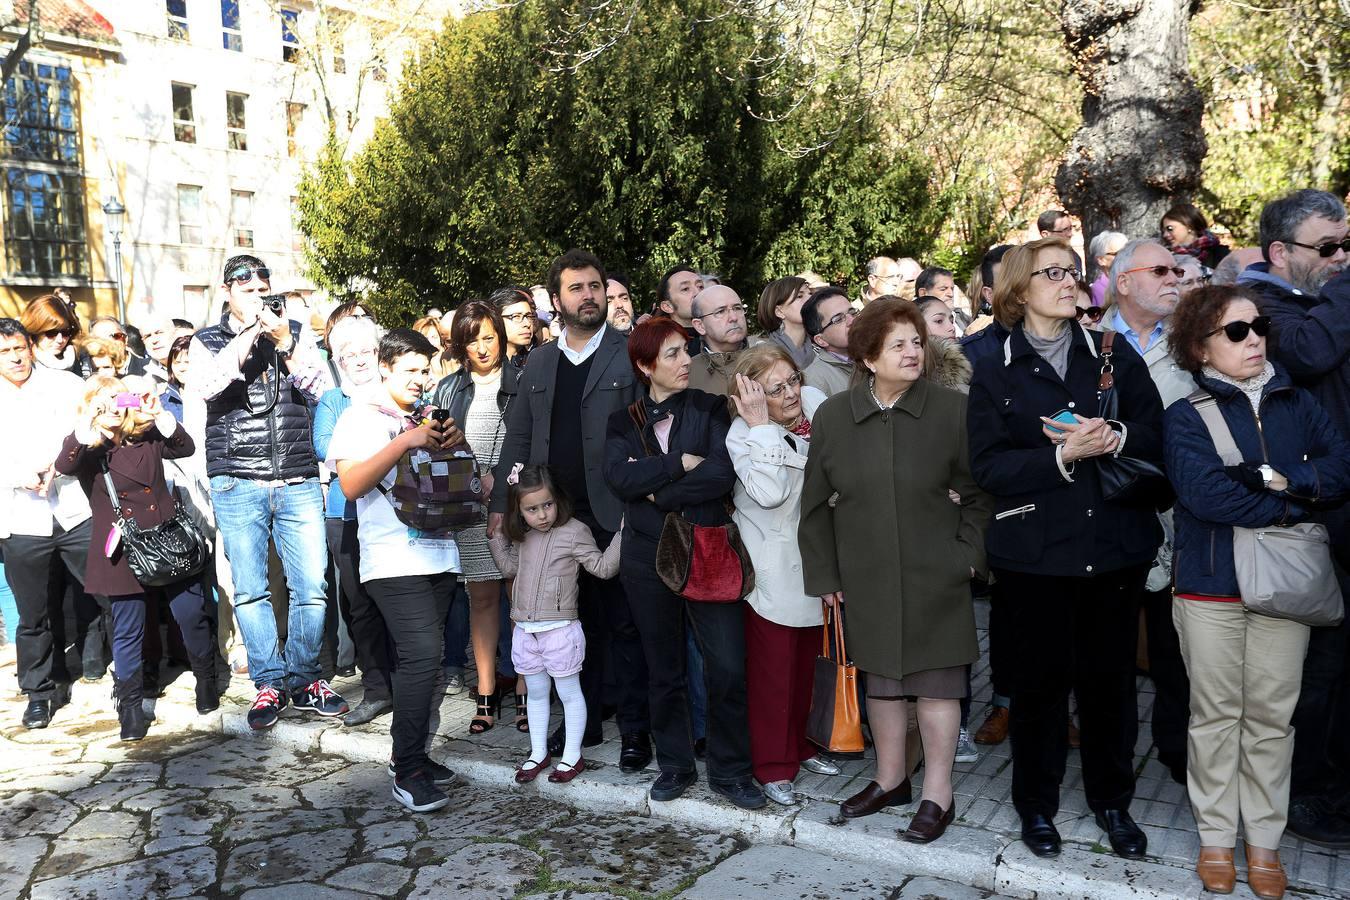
744, 604, 822, 784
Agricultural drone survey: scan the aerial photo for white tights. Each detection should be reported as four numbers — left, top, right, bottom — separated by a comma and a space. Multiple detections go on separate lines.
524, 671, 587, 767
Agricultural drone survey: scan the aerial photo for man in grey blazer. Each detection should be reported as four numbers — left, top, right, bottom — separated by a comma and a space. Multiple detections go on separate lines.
488, 248, 652, 772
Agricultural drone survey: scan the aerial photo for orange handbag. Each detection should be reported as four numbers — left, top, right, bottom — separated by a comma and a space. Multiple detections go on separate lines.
805, 602, 865, 755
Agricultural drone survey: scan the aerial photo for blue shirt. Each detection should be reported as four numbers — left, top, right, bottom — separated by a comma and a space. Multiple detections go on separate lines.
1107, 308, 1165, 357
313, 387, 355, 520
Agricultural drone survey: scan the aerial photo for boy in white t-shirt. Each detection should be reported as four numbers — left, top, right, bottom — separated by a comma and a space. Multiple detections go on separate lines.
327, 328, 464, 813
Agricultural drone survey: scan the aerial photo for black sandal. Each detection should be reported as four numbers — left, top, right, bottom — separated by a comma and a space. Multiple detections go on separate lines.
515, 693, 529, 732
468, 692, 499, 735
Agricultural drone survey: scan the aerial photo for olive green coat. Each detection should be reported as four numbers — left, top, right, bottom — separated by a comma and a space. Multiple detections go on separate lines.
797, 377, 991, 681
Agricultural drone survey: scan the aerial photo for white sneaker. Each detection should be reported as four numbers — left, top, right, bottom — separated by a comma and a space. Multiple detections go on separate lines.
955, 727, 979, 763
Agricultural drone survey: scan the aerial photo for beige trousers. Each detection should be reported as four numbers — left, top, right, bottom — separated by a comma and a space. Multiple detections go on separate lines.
1173, 599, 1309, 849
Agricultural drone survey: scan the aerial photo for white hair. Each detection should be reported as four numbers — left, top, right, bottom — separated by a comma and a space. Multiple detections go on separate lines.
328, 316, 379, 359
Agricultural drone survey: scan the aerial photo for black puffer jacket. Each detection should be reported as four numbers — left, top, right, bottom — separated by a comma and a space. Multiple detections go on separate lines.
197, 316, 318, 480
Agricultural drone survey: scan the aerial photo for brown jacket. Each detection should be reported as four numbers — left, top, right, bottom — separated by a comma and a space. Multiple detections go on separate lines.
489, 518, 621, 623
798, 377, 991, 680
55, 423, 195, 596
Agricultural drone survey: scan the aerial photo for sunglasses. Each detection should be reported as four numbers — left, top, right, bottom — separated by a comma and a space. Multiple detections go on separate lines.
1122, 265, 1187, 279
1284, 238, 1350, 258
42, 327, 76, 340
1030, 265, 1079, 282
1076, 306, 1105, 322
1205, 316, 1271, 342
224, 266, 271, 286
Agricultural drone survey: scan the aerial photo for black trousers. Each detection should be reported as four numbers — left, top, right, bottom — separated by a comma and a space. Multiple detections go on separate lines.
998, 563, 1148, 819
621, 564, 752, 782
2, 521, 97, 699
576, 517, 649, 737
987, 577, 1014, 702
1141, 587, 1190, 767
1290, 614, 1350, 796
325, 519, 393, 699
365, 572, 453, 778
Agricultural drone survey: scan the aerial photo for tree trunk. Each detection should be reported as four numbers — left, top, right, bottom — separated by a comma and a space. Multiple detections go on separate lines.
1055, 0, 1206, 243
1309, 49, 1343, 189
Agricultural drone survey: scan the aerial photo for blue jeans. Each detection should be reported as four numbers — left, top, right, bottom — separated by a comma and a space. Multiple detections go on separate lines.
210, 476, 328, 691
441, 581, 470, 670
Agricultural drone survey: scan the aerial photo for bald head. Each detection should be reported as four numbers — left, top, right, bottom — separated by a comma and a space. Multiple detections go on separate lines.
692, 284, 738, 319
137, 310, 178, 365
691, 284, 747, 352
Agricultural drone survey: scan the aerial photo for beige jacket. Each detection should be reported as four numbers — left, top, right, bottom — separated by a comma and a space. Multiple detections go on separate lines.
489, 518, 621, 623
803, 347, 853, 397
686, 347, 746, 397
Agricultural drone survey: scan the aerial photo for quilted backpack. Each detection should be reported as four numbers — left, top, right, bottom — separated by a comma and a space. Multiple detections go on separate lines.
381, 414, 484, 535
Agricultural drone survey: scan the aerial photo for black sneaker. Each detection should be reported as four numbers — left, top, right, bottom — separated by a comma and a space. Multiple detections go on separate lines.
392, 769, 450, 813
710, 777, 767, 810
1288, 795, 1350, 849
649, 769, 698, 802
388, 758, 457, 786
247, 686, 288, 730
291, 680, 349, 717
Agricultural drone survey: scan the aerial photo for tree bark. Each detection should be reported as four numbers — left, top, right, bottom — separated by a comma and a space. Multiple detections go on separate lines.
1055, 0, 1206, 242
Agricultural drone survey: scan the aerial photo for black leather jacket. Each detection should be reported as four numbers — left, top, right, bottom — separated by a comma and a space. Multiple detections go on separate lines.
431, 362, 520, 427
196, 315, 318, 481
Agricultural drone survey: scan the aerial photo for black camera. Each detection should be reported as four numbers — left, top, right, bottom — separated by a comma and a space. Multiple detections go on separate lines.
262, 294, 286, 316
430, 409, 450, 423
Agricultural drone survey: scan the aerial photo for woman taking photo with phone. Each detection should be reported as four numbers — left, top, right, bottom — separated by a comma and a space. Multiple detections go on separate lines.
54, 376, 218, 741
966, 238, 1166, 861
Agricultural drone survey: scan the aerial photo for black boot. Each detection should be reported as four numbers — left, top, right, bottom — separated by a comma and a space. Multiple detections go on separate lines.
190, 657, 220, 714
114, 673, 148, 742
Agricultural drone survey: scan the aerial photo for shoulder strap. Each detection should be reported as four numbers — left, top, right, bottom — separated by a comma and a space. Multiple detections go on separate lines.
99, 456, 125, 520
1098, 331, 1116, 390
1187, 388, 1243, 465
627, 400, 653, 457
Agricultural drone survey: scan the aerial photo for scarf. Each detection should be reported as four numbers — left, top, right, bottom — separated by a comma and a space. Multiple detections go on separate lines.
1173, 232, 1223, 260
1203, 362, 1275, 415
788, 415, 811, 439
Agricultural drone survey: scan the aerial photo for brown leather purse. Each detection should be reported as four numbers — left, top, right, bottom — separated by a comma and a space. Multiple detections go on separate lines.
805, 602, 864, 755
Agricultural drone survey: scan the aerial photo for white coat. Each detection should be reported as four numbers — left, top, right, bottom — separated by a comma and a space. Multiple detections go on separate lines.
726, 386, 827, 628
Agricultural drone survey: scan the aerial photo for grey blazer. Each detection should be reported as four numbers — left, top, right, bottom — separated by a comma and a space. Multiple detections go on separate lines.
490, 327, 638, 532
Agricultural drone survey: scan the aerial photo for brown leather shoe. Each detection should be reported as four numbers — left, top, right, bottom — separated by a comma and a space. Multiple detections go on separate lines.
1247, 851, 1287, 900
974, 707, 1009, 745
1196, 847, 1235, 894
839, 779, 913, 818
902, 799, 955, 843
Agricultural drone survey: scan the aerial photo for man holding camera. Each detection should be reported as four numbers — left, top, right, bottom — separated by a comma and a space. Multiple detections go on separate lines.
188, 255, 346, 729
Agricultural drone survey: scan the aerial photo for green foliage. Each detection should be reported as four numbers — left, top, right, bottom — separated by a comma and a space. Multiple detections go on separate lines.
296, 0, 944, 320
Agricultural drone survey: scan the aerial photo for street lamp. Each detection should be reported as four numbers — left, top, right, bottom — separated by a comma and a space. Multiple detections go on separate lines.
102, 196, 126, 323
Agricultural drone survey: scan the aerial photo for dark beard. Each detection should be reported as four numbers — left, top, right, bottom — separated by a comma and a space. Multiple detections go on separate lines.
1290, 256, 1346, 295
557, 302, 605, 331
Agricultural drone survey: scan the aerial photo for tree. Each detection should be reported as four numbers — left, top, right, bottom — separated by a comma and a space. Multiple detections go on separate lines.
297, 0, 944, 319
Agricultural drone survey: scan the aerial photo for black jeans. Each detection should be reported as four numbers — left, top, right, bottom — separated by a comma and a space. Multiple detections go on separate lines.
997, 563, 1148, 819
987, 577, 1013, 703
325, 519, 392, 699
365, 572, 454, 778
1141, 587, 1190, 767
577, 517, 649, 737
2, 521, 96, 699
622, 564, 752, 783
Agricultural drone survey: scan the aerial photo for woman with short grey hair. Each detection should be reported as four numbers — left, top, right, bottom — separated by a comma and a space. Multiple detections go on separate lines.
1088, 231, 1128, 307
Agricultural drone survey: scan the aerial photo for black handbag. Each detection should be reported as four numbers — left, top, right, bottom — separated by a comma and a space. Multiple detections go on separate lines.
101, 459, 209, 587
1095, 332, 1174, 510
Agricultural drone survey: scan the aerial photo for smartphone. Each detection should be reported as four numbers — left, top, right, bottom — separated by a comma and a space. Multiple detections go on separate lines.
114, 392, 142, 409
1043, 408, 1078, 434
430, 409, 450, 423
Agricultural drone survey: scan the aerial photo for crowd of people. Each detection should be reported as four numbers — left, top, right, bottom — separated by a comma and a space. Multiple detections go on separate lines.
1, 188, 1348, 898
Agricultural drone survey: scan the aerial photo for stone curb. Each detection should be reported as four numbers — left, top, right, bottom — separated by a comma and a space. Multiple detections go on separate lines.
155, 702, 1236, 900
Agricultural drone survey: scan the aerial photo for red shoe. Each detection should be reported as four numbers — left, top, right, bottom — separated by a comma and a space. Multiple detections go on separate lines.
515, 755, 551, 784
548, 758, 585, 783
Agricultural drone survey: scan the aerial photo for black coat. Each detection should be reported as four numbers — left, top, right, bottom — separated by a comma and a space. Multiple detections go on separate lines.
431, 362, 520, 428
603, 388, 736, 571
967, 322, 1165, 577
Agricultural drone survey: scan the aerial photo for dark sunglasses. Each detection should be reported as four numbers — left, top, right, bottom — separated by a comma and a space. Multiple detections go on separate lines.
1123, 265, 1187, 279
225, 266, 271, 286
1206, 315, 1271, 342
42, 327, 76, 340
1076, 306, 1105, 322
1284, 237, 1350, 258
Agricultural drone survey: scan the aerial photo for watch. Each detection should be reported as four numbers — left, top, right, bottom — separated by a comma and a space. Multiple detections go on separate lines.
1258, 464, 1274, 487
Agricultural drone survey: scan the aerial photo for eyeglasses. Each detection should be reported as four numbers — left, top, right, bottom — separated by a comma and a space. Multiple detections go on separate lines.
1030, 265, 1079, 282
225, 266, 271, 286
824, 308, 858, 329
1123, 264, 1186, 279
501, 312, 533, 324
694, 303, 746, 321
1076, 306, 1105, 323
41, 327, 76, 340
108, 331, 127, 342
339, 349, 376, 364
761, 371, 804, 398
1178, 272, 1213, 289
1283, 237, 1350, 258
1205, 316, 1271, 342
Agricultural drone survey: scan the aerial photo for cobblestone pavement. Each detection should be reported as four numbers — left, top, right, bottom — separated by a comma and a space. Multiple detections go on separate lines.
0, 720, 1014, 899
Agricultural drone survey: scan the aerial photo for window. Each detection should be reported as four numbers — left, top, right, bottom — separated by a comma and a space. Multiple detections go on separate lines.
177, 184, 202, 244
2, 62, 89, 278
230, 189, 253, 247
225, 91, 247, 150
167, 0, 189, 40
285, 102, 304, 158
171, 83, 195, 143
290, 195, 303, 251
281, 9, 300, 63
220, 0, 242, 51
